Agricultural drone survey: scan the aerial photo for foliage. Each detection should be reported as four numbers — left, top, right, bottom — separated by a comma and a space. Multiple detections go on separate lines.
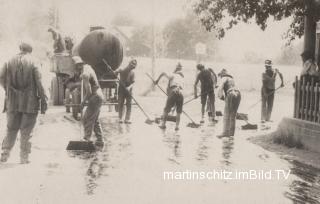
128, 25, 152, 56
111, 13, 137, 26
193, 0, 320, 44
163, 11, 218, 59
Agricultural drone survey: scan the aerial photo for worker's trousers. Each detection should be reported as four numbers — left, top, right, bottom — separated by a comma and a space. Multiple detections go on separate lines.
222, 90, 241, 136
2, 112, 38, 158
83, 94, 103, 141
261, 88, 275, 121
118, 88, 132, 121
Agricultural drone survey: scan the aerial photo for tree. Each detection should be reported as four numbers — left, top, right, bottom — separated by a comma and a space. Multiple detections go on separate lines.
193, 0, 320, 44
163, 11, 218, 59
128, 25, 152, 56
111, 13, 137, 27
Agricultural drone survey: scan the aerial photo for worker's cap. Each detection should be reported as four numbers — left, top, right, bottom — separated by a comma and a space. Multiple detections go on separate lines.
19, 42, 33, 53
129, 59, 137, 66
72, 56, 84, 65
218, 68, 228, 77
196, 64, 205, 70
175, 62, 182, 71
264, 59, 272, 67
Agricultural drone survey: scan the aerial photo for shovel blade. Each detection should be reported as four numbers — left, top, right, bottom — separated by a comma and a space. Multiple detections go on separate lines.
66, 141, 96, 151
241, 123, 258, 130
187, 122, 201, 128
145, 119, 154, 125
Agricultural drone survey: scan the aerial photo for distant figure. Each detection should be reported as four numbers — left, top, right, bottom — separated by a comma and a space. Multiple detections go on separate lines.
300, 50, 320, 83
72, 56, 104, 147
48, 27, 66, 53
114, 59, 137, 124
155, 63, 184, 131
261, 59, 284, 123
217, 69, 241, 138
0, 42, 48, 164
64, 36, 74, 54
194, 64, 217, 123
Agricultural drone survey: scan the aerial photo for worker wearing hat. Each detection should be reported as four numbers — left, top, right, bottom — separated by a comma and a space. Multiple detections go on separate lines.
261, 59, 284, 123
217, 69, 241, 138
73, 56, 104, 146
0, 42, 48, 163
154, 62, 184, 131
114, 59, 137, 124
194, 64, 217, 123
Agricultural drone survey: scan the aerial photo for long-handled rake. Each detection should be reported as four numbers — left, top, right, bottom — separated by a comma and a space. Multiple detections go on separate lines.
102, 59, 154, 124
145, 73, 201, 128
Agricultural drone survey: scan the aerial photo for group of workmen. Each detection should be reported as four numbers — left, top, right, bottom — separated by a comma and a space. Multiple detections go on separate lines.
0, 41, 284, 164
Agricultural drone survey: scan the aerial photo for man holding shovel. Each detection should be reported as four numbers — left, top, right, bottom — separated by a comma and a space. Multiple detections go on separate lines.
217, 69, 241, 138
194, 64, 217, 123
261, 60, 284, 123
114, 59, 137, 124
72, 56, 104, 146
154, 63, 184, 131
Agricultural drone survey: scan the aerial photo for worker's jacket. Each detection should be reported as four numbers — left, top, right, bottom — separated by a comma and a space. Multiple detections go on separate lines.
0, 53, 47, 113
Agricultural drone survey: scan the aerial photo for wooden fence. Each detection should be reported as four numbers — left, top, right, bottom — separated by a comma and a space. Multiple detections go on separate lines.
294, 76, 320, 122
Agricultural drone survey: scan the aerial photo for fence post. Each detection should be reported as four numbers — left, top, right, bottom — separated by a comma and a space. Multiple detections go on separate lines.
294, 76, 298, 118
297, 78, 301, 119
306, 81, 311, 121
301, 77, 306, 120
314, 83, 319, 122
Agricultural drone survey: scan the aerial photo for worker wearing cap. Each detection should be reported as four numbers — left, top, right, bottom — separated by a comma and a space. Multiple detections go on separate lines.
155, 62, 184, 131
114, 59, 137, 124
261, 59, 284, 123
217, 69, 241, 138
0, 42, 48, 164
72, 56, 104, 146
194, 64, 217, 123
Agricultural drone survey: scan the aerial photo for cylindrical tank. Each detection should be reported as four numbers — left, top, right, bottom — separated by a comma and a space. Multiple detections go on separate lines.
78, 29, 123, 77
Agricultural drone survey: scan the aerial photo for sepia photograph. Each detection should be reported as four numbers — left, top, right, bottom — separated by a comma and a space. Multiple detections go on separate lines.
0, 0, 319, 203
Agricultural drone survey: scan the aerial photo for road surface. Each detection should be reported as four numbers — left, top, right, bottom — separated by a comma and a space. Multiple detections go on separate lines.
0, 94, 319, 204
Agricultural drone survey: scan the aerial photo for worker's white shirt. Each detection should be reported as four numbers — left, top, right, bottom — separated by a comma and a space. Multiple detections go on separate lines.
169, 73, 184, 89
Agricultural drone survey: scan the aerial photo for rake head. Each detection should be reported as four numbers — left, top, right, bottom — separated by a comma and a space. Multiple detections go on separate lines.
66, 141, 96, 151
145, 118, 154, 125
187, 122, 201, 128
241, 123, 258, 130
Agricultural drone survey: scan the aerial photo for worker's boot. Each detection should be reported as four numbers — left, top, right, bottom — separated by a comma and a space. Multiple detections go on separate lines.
200, 117, 205, 124
20, 154, 30, 164
0, 150, 10, 163
20, 141, 31, 164
94, 122, 104, 148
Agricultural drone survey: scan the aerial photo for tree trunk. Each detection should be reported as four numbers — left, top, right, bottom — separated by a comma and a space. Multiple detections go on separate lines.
303, 1, 317, 57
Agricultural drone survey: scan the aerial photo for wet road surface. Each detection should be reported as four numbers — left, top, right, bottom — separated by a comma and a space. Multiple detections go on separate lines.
0, 95, 319, 204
